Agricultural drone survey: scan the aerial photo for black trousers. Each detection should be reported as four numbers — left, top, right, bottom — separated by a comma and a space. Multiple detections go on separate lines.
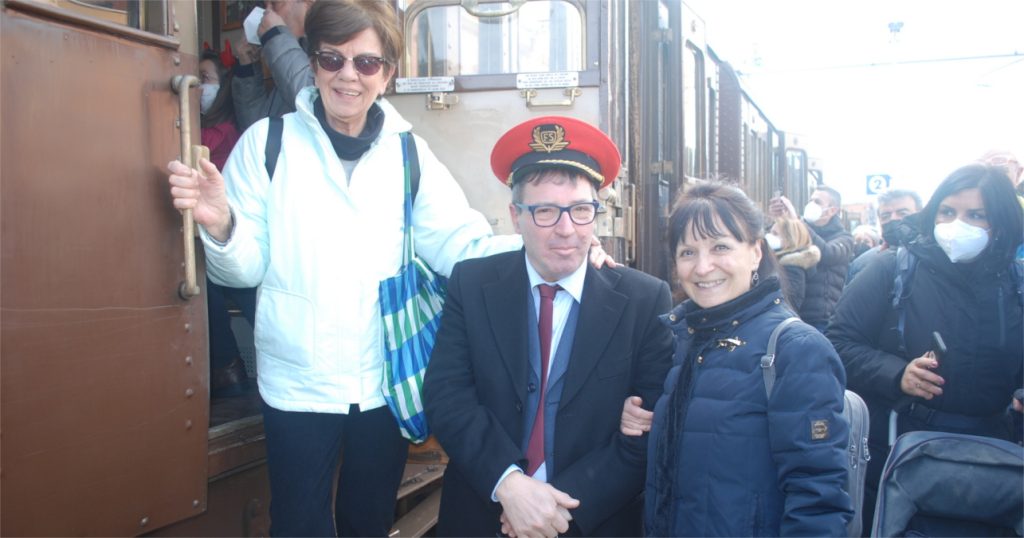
206, 279, 256, 369
262, 402, 409, 537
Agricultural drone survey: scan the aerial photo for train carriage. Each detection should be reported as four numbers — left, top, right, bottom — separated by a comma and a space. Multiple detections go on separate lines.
1, 0, 813, 535
389, 0, 814, 285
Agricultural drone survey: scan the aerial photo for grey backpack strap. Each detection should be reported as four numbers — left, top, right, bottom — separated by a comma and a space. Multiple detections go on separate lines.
761, 317, 801, 398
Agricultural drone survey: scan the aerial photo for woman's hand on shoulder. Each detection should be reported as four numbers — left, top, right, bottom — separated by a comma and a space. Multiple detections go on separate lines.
167, 158, 233, 241
589, 235, 618, 269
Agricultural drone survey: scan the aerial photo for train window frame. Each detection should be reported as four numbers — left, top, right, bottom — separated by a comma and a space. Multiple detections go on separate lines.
398, 0, 600, 91
6, 0, 177, 49
681, 41, 706, 180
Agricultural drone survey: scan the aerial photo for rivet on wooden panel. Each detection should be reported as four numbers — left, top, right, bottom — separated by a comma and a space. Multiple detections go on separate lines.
140, 517, 149, 527
185, 355, 193, 365
185, 388, 195, 398
193, 499, 200, 508
185, 420, 193, 430
184, 323, 192, 332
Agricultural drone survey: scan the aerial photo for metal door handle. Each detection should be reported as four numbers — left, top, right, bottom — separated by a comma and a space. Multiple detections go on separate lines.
171, 74, 201, 299
521, 87, 582, 108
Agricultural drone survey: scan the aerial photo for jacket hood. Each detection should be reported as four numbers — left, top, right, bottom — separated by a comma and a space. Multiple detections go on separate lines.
778, 245, 822, 269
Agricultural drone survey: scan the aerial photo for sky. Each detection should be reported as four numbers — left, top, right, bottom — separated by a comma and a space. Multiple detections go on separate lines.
684, 0, 1024, 205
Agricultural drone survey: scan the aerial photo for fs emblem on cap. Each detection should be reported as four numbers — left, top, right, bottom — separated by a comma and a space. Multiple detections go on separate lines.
529, 125, 570, 153
490, 115, 622, 191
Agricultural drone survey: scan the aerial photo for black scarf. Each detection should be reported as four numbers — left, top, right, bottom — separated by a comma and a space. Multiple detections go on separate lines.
650, 279, 781, 535
313, 97, 385, 161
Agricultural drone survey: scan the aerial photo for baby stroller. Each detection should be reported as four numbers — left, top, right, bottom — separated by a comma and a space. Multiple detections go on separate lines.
872, 430, 1024, 537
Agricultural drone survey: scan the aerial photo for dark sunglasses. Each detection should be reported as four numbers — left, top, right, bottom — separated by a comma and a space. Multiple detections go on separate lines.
312, 50, 388, 76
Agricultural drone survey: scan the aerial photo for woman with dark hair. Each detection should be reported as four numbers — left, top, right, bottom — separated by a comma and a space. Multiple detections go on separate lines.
198, 50, 239, 169
828, 164, 1023, 535
198, 48, 256, 396
623, 182, 851, 536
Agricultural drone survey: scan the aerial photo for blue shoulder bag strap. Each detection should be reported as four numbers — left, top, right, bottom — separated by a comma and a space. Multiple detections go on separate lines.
1012, 246, 1024, 306
264, 116, 283, 180
761, 317, 802, 397
891, 247, 917, 355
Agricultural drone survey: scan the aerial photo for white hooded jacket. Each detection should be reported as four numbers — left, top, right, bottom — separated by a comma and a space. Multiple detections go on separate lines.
201, 86, 522, 413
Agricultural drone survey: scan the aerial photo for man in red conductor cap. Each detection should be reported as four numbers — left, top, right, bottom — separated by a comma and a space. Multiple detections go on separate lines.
423, 117, 674, 537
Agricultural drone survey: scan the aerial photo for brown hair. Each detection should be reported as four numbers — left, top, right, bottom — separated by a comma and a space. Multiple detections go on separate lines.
305, 0, 403, 91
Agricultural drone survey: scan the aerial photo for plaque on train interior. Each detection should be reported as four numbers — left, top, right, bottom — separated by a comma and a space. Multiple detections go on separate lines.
395, 77, 456, 94
516, 72, 580, 89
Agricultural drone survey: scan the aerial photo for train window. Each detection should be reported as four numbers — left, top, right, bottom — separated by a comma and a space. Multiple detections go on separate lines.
28, 0, 167, 33
405, 0, 583, 76
682, 43, 704, 178
708, 85, 718, 177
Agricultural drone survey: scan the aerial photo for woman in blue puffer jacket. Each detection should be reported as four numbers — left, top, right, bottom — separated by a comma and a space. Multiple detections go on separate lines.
622, 183, 852, 536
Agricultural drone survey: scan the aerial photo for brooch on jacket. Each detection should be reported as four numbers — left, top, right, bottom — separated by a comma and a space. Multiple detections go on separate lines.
714, 337, 746, 351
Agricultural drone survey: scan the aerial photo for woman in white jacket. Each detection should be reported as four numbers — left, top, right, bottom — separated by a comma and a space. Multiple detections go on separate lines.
166, 1, 608, 535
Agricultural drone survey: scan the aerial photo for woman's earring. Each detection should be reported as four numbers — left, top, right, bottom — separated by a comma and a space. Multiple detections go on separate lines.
750, 270, 759, 287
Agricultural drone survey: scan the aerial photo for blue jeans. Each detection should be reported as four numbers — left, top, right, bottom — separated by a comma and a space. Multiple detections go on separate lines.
262, 402, 409, 537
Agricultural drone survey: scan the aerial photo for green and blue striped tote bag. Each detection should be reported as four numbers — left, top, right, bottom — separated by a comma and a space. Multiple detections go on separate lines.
378, 132, 447, 443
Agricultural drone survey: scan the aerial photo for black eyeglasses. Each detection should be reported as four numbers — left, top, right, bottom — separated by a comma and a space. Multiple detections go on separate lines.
513, 202, 603, 227
312, 50, 388, 76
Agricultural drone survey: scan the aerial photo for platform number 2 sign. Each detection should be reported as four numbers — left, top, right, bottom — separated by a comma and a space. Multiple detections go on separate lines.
866, 174, 891, 195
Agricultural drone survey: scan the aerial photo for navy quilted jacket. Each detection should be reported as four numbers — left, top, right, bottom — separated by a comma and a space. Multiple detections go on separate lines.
645, 280, 852, 536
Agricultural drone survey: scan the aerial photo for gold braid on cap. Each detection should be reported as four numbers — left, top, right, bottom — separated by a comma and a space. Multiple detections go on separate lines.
505, 159, 605, 187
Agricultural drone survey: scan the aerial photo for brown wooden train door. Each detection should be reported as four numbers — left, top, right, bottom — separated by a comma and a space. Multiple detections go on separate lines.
1, 1, 209, 535
632, 0, 683, 283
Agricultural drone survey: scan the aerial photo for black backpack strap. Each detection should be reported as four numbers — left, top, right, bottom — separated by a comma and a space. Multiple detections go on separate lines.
404, 132, 421, 203
265, 116, 283, 180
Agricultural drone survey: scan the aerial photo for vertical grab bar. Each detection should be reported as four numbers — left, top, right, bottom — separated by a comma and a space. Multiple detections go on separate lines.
171, 74, 201, 299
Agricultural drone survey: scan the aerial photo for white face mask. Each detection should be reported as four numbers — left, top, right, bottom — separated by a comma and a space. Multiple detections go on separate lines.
200, 83, 219, 114
765, 233, 783, 251
933, 219, 989, 263
802, 202, 824, 223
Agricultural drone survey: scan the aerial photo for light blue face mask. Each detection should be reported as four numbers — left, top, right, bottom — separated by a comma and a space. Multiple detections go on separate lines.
200, 83, 219, 114
933, 218, 989, 263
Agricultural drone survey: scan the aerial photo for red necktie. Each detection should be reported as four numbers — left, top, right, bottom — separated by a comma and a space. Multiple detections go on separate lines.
526, 284, 561, 476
